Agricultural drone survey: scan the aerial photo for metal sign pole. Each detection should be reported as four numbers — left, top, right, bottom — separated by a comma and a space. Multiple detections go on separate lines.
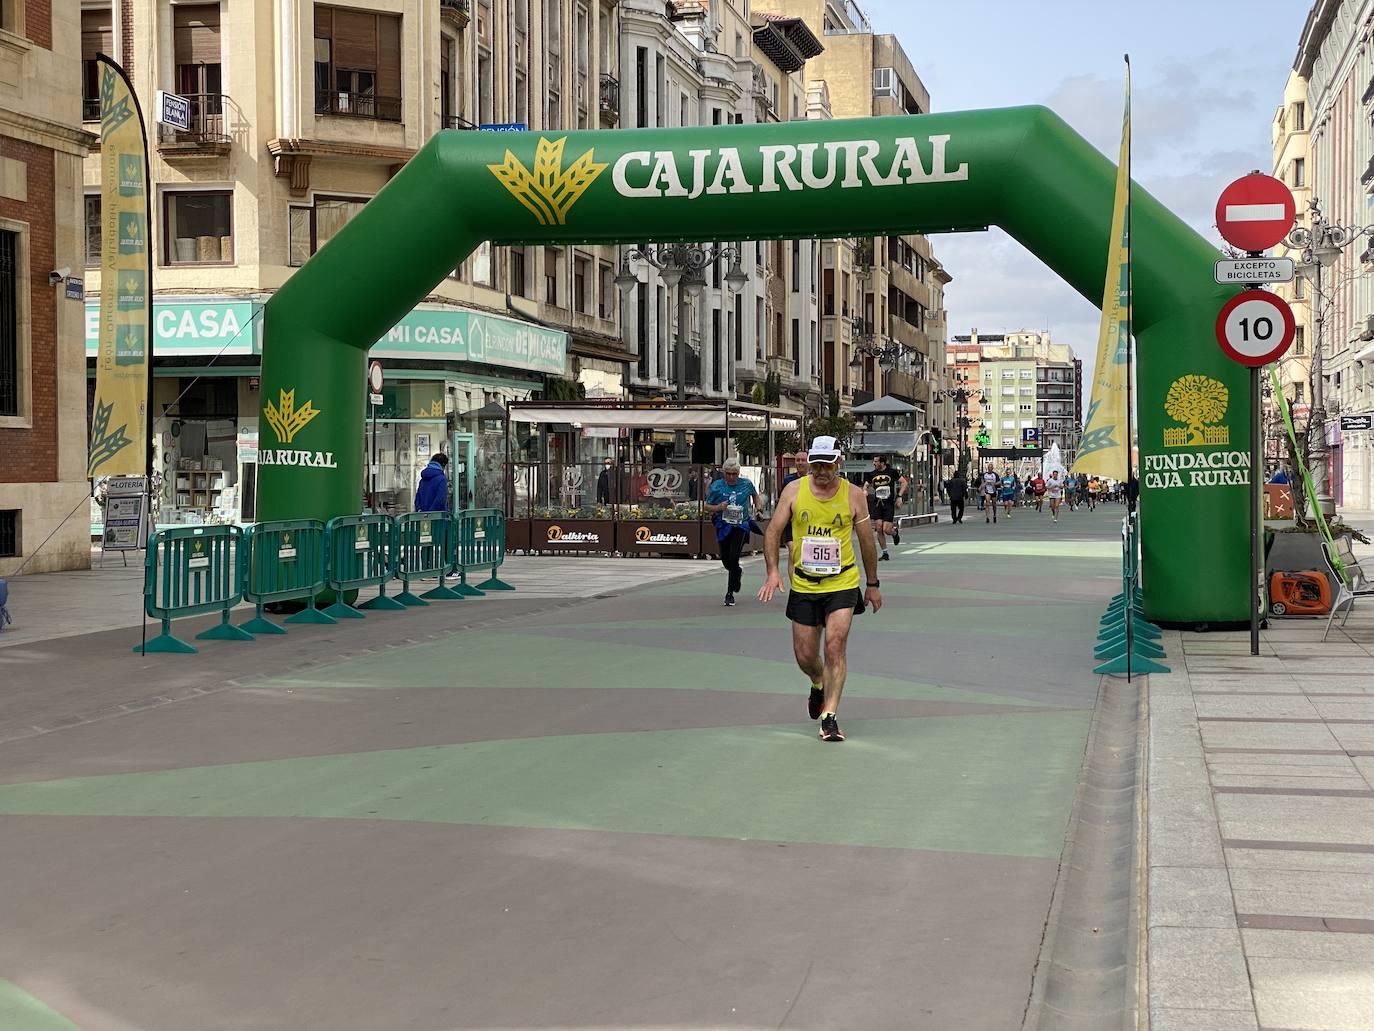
1251, 365, 1262, 655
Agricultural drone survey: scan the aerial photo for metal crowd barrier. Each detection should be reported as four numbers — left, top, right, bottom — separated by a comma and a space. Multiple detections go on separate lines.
453, 509, 513, 593
1095, 511, 1168, 676
240, 519, 336, 635
396, 512, 463, 604
139, 525, 252, 653
133, 510, 514, 656
325, 514, 404, 616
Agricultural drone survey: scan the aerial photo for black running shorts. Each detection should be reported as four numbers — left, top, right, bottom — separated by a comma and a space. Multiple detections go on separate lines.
786, 587, 864, 627
869, 500, 896, 523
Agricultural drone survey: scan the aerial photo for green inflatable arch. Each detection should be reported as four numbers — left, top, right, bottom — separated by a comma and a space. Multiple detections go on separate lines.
257, 106, 1245, 625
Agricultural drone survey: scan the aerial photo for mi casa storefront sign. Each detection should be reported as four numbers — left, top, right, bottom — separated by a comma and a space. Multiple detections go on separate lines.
86, 300, 261, 356
372, 309, 567, 375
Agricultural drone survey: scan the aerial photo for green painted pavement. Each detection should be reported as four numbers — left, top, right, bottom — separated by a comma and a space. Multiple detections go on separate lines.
0, 711, 1089, 858
899, 540, 1121, 559
253, 630, 1046, 705
534, 601, 1102, 639
0, 982, 79, 1031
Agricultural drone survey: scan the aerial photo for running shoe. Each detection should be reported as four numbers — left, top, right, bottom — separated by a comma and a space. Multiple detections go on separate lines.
880, 551, 890, 561
893, 529, 900, 544
724, 593, 736, 606
808, 685, 824, 720
819, 715, 845, 742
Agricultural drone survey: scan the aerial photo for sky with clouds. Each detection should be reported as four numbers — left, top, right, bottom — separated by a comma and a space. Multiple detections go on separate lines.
864, 0, 1312, 386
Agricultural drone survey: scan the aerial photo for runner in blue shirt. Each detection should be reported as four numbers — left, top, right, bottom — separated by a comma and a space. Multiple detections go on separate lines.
705, 458, 759, 607
1000, 471, 1016, 519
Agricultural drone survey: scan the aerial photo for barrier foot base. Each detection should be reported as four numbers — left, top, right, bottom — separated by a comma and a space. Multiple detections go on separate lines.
358, 594, 407, 611
197, 620, 255, 642
322, 602, 366, 620
240, 616, 287, 635
1096, 637, 1167, 660
455, 583, 486, 597
284, 607, 338, 625
1095, 653, 1171, 676
478, 576, 515, 591
136, 632, 197, 654
421, 585, 466, 601
395, 591, 429, 607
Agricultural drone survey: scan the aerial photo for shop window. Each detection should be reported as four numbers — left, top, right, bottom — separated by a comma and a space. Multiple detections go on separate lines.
81, 7, 112, 122
84, 194, 101, 266
314, 5, 402, 121
173, 377, 237, 418
164, 191, 233, 265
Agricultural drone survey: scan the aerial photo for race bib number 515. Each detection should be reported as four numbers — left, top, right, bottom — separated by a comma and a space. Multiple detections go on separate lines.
800, 536, 841, 576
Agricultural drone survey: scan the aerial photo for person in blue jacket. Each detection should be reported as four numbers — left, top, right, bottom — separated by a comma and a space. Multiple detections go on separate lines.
705, 458, 759, 607
414, 453, 450, 512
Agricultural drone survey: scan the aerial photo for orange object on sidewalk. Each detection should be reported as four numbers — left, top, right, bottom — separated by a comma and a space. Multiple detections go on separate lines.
1269, 570, 1333, 616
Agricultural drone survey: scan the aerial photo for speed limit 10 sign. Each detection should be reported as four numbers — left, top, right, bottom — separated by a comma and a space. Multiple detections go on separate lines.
1215, 289, 1295, 367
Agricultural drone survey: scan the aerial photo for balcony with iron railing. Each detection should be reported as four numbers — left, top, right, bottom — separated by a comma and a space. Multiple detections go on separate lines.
82, 95, 101, 122
315, 89, 402, 123
439, 0, 470, 27
599, 73, 620, 126
157, 94, 232, 158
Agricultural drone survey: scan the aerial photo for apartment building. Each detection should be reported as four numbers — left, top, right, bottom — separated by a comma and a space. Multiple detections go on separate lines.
617, 0, 824, 417
77, 0, 627, 523
1271, 68, 1312, 445
949, 329, 1084, 466
1294, 0, 1374, 508
757, 0, 947, 425
0, 4, 94, 574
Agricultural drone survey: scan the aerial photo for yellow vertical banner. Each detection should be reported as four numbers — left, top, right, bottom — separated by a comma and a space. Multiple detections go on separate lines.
88, 56, 150, 478
1073, 62, 1132, 480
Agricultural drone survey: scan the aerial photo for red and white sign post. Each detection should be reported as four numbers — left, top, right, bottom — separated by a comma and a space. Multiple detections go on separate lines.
1215, 174, 1297, 254
1214, 173, 1298, 655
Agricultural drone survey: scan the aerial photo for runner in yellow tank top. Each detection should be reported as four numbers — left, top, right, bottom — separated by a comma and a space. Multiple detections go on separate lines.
758, 435, 883, 743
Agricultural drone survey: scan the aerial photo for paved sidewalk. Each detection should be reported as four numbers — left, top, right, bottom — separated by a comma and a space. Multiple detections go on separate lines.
1146, 523, 1374, 1031
0, 548, 724, 649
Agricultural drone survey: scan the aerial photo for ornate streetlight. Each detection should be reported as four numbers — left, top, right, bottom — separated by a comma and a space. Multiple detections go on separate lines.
1286, 199, 1372, 516
616, 244, 748, 458
934, 369, 977, 475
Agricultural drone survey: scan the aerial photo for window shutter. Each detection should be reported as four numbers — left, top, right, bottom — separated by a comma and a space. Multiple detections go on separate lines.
377, 14, 401, 99
82, 10, 113, 61
173, 4, 221, 66
314, 4, 332, 39
334, 9, 378, 72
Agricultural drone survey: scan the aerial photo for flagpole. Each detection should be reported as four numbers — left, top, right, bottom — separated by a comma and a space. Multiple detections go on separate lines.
1124, 53, 1136, 514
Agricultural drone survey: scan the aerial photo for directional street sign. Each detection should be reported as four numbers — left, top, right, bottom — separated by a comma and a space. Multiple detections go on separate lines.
1215, 174, 1297, 253
1215, 289, 1296, 367
1340, 414, 1374, 431
1214, 257, 1295, 285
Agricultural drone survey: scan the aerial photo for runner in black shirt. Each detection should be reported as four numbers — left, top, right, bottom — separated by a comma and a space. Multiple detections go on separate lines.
863, 455, 907, 561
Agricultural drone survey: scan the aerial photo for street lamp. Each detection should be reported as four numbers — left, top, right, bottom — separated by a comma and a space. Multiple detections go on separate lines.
934, 369, 977, 475
1286, 199, 1374, 517
617, 243, 748, 458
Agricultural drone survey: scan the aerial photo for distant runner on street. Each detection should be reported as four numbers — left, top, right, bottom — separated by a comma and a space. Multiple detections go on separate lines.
864, 454, 906, 561
705, 458, 759, 607
1029, 471, 1046, 513
759, 435, 883, 743
1065, 474, 1080, 512
1000, 470, 1016, 519
1046, 469, 1065, 522
982, 468, 1000, 523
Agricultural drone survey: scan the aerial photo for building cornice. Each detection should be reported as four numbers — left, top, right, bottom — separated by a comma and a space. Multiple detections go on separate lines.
0, 109, 98, 157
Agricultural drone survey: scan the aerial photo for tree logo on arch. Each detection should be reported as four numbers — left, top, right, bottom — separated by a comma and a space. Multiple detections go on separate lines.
487, 137, 608, 225
1164, 375, 1229, 448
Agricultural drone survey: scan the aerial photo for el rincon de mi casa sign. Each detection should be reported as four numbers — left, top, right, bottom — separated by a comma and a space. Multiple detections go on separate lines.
255, 108, 1251, 625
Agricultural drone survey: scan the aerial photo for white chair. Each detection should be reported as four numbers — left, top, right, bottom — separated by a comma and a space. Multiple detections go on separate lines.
1322, 537, 1374, 640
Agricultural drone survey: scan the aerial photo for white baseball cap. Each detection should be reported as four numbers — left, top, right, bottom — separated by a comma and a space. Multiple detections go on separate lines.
807, 435, 842, 464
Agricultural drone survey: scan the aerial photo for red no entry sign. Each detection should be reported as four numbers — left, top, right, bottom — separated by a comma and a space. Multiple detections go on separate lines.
1215, 174, 1296, 253
1215, 290, 1295, 367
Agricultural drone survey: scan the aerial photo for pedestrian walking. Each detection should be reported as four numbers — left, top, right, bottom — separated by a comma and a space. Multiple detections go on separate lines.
705, 458, 760, 607
864, 454, 906, 561
596, 458, 615, 504
758, 435, 883, 743
413, 453, 450, 512
945, 471, 968, 524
